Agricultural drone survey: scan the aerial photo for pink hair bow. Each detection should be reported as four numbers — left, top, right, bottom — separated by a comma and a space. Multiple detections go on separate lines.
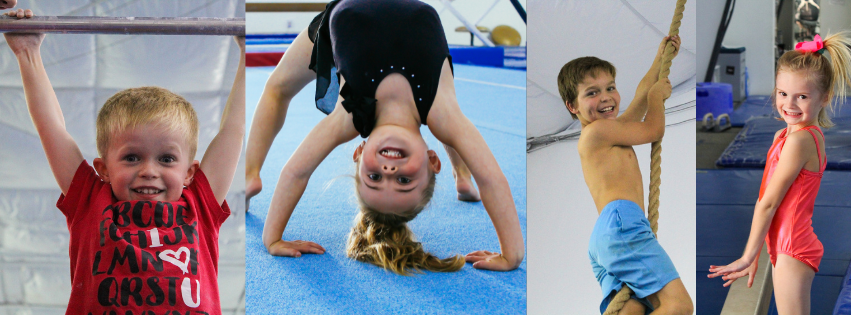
795, 34, 825, 54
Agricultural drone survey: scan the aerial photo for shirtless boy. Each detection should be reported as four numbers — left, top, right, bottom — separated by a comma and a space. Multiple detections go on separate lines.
559, 36, 693, 314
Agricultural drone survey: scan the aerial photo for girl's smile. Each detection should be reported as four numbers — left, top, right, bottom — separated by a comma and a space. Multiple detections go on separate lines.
775, 70, 828, 132
354, 125, 440, 215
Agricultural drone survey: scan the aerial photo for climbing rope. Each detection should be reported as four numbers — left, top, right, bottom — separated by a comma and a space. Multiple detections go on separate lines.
602, 0, 686, 313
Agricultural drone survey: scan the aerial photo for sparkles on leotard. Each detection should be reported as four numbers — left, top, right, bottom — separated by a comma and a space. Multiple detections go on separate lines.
307, 0, 453, 138
759, 125, 825, 272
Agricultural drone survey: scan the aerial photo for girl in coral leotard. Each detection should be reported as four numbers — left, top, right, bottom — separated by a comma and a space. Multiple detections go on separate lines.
709, 32, 851, 314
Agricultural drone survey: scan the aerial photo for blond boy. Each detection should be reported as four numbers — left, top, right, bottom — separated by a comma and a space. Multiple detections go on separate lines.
559, 36, 693, 314
5, 15, 245, 313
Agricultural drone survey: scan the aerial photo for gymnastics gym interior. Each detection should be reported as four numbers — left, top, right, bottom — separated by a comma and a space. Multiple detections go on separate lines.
244, 1, 527, 313
696, 1, 851, 314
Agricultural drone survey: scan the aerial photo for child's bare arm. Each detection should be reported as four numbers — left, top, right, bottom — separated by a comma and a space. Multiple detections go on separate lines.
428, 105, 524, 271
7, 21, 84, 194
620, 36, 680, 122
200, 37, 246, 205
262, 107, 359, 256
246, 27, 316, 178
586, 78, 671, 147
708, 132, 812, 278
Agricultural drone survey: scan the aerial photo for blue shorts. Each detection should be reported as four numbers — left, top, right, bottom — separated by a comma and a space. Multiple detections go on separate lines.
588, 200, 680, 314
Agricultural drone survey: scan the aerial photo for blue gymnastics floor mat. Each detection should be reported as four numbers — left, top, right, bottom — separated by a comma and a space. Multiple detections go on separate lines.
835, 261, 851, 314
729, 95, 851, 127
716, 116, 851, 169
244, 65, 527, 313
697, 169, 851, 314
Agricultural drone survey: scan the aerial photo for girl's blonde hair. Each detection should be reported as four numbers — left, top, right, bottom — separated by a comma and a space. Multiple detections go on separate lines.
348, 160, 464, 275
776, 31, 851, 128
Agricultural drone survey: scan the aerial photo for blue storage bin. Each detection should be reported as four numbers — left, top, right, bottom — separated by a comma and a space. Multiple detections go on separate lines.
697, 82, 734, 119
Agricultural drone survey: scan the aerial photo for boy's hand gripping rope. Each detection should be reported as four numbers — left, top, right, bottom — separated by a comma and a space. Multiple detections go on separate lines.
602, 0, 685, 313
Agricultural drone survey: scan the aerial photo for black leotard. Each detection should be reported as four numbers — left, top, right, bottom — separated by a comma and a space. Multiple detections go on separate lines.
308, 0, 453, 138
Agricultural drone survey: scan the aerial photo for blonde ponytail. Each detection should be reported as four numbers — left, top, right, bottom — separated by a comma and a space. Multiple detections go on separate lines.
823, 31, 851, 104
346, 209, 464, 275
348, 160, 464, 275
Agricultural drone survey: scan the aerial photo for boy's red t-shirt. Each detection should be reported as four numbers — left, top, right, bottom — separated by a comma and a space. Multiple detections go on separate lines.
57, 161, 230, 314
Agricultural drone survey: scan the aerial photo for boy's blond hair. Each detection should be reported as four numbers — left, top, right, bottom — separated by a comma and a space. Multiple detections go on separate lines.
96, 87, 199, 159
557, 57, 617, 120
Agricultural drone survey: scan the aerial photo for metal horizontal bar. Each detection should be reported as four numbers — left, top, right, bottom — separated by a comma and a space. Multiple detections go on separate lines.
0, 16, 245, 36
246, 2, 328, 12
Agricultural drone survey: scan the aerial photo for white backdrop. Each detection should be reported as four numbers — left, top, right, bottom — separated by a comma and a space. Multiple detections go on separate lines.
0, 0, 246, 313
527, 0, 696, 313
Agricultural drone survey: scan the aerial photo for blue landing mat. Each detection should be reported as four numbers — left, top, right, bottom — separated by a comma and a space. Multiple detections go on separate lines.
836, 261, 851, 314
716, 116, 851, 169
697, 169, 851, 207
245, 65, 527, 313
729, 95, 771, 127
729, 95, 851, 127
697, 169, 851, 314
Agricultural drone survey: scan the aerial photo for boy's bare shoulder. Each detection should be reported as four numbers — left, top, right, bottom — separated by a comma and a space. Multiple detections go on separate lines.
579, 120, 605, 141
578, 119, 620, 148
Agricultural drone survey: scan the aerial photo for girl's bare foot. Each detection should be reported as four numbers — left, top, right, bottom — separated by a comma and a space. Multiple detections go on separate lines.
454, 170, 481, 202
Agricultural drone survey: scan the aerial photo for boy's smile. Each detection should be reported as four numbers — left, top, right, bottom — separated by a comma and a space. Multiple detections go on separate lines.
94, 123, 198, 202
775, 70, 827, 129
567, 71, 621, 126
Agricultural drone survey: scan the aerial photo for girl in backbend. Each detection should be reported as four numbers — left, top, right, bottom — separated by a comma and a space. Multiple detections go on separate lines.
247, 0, 524, 274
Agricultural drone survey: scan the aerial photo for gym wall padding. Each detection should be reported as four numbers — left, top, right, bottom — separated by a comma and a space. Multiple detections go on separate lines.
728, 95, 851, 127
835, 261, 851, 314
697, 169, 851, 315
717, 116, 851, 169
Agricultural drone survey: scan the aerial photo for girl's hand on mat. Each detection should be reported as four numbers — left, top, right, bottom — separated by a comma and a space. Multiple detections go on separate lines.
267, 240, 325, 257
708, 257, 752, 286
465, 250, 516, 271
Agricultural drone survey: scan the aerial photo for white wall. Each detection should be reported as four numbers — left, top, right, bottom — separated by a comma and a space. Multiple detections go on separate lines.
720, 0, 775, 95
246, 0, 527, 46
528, 123, 697, 314
696, 0, 727, 82
820, 0, 851, 35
